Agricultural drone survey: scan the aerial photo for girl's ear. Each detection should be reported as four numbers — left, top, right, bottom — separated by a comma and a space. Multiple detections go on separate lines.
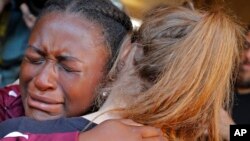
119, 42, 145, 67
182, 1, 195, 10
115, 35, 133, 72
119, 38, 133, 62
114, 35, 144, 72
133, 44, 144, 65
119, 43, 144, 66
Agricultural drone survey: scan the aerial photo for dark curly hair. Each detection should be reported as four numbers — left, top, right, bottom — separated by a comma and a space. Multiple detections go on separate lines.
38, 0, 132, 70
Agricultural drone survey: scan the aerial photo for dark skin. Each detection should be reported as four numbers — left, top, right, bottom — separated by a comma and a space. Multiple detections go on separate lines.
17, 12, 166, 141
20, 12, 109, 120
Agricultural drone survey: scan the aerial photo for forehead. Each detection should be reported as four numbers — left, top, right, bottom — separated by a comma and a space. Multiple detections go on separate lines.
32, 11, 105, 42
29, 12, 107, 56
37, 11, 101, 31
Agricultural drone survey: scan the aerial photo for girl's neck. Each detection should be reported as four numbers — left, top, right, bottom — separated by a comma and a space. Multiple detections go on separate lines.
83, 63, 143, 124
82, 96, 122, 124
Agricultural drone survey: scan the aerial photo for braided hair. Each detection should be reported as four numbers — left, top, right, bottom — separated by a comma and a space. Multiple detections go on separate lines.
38, 0, 132, 69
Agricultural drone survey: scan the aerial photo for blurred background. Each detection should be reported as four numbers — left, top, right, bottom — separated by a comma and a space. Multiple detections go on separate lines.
116, 0, 250, 26
0, 0, 250, 87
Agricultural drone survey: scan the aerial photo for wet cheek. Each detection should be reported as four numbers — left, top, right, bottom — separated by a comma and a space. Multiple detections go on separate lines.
61, 78, 97, 116
68, 93, 95, 116
20, 63, 40, 95
59, 64, 105, 116
21, 62, 40, 79
20, 63, 30, 82
63, 86, 92, 116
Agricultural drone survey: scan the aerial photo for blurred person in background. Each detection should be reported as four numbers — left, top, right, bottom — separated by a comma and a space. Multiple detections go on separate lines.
0, 0, 47, 87
233, 26, 250, 124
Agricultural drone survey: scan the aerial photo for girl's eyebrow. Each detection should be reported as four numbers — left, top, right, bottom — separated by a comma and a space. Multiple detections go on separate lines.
27, 45, 84, 63
27, 45, 46, 56
56, 55, 84, 63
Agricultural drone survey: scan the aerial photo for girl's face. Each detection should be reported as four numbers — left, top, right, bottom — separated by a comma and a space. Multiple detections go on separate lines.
20, 12, 109, 120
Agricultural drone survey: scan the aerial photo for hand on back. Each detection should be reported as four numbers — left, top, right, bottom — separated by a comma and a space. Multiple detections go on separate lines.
79, 119, 168, 141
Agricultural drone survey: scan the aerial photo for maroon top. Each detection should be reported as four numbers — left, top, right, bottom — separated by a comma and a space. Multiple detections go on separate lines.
0, 131, 79, 141
0, 85, 24, 122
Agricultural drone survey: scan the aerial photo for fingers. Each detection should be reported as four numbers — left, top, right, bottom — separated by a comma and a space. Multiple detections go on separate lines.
119, 119, 143, 126
135, 126, 163, 138
92, 119, 168, 141
142, 136, 168, 141
118, 119, 164, 138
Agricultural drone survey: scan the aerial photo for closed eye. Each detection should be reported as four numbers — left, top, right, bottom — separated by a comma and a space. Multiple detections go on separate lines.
59, 63, 81, 73
25, 55, 45, 65
24, 45, 45, 65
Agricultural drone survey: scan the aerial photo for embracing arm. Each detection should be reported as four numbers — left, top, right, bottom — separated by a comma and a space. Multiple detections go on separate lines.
0, 118, 167, 141
79, 119, 167, 141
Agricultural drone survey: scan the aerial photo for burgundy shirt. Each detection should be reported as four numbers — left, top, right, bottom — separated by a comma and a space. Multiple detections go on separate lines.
0, 117, 96, 141
0, 85, 24, 122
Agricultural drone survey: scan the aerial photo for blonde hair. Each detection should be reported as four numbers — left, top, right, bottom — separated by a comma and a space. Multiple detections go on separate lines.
109, 4, 243, 141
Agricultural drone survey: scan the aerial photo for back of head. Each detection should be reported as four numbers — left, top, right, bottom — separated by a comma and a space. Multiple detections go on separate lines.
39, 0, 132, 69
123, 2, 243, 141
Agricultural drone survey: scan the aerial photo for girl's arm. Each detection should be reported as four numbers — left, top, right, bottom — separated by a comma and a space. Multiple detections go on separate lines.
0, 118, 167, 141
